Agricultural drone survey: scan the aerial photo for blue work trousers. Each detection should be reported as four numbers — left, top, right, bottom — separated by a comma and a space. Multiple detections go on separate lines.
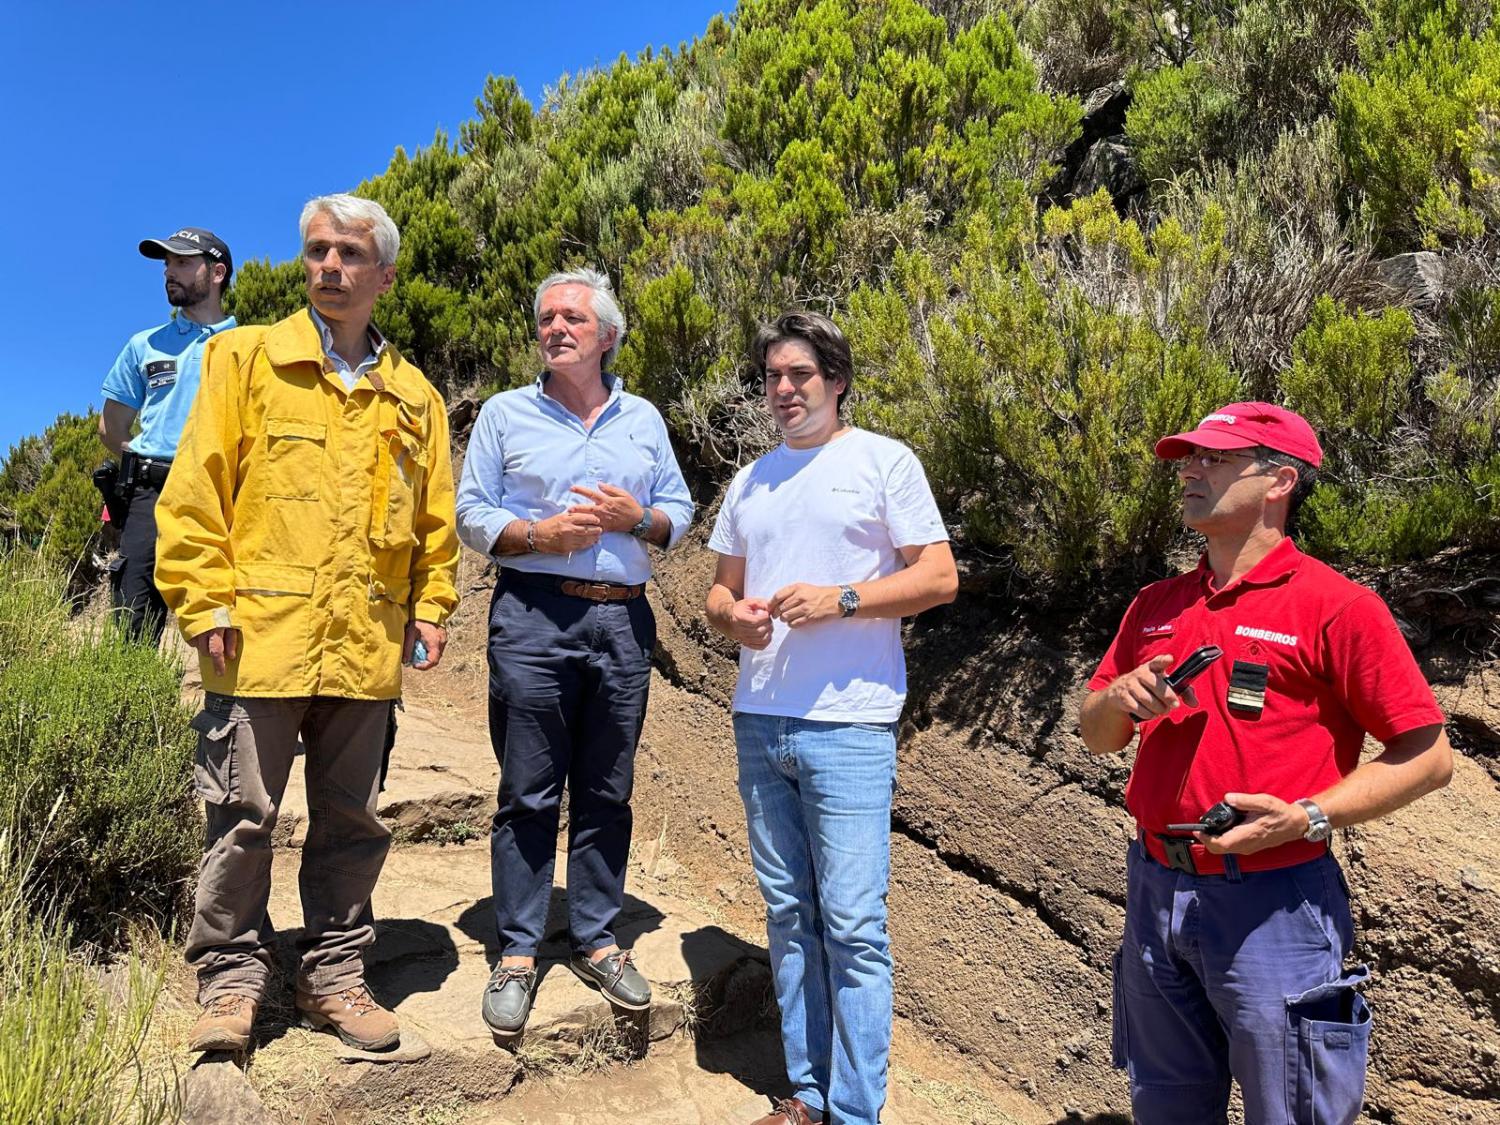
1113, 840, 1372, 1124
486, 575, 654, 957
733, 712, 899, 1125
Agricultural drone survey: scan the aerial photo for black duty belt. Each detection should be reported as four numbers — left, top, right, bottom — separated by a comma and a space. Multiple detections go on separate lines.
137, 458, 173, 489
500, 568, 644, 603
121, 450, 173, 491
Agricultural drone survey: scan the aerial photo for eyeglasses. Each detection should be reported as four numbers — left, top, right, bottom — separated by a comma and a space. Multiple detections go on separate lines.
1171, 451, 1265, 471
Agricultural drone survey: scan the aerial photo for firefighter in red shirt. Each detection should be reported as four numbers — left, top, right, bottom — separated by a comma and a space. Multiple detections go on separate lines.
1079, 402, 1453, 1125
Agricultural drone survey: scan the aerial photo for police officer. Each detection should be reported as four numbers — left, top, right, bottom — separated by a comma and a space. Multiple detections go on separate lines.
1079, 402, 1454, 1125
100, 227, 235, 642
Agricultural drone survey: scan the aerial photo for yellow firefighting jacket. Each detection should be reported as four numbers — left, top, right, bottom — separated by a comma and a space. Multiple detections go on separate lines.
156, 309, 459, 699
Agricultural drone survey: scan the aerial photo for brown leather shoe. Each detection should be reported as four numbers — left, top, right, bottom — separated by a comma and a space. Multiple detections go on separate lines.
295, 983, 400, 1050
187, 994, 258, 1052
750, 1097, 822, 1125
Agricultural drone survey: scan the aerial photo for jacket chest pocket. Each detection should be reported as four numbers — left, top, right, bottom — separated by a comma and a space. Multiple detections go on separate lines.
372, 408, 428, 549
264, 417, 327, 501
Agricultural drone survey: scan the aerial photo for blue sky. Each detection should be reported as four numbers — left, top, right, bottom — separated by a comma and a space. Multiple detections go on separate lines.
0, 0, 729, 455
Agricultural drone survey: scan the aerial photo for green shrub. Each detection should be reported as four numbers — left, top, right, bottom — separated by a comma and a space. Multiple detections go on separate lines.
1336, 0, 1500, 247
1280, 295, 1415, 452
1282, 294, 1500, 560
846, 198, 1243, 587
0, 548, 198, 942
0, 815, 177, 1125
1124, 0, 1364, 185
1129, 61, 1243, 185
0, 411, 107, 582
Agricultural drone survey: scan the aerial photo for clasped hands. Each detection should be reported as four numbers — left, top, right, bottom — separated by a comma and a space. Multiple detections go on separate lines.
726, 583, 843, 650
529, 483, 644, 553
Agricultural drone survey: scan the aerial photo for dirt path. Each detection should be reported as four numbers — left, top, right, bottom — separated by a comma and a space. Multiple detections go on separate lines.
169, 591, 1049, 1124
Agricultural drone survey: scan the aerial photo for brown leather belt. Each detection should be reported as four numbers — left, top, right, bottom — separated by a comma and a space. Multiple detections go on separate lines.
501, 568, 644, 603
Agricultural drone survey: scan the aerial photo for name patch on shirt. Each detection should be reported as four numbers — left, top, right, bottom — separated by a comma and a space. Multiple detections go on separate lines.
1234, 624, 1297, 648
1141, 622, 1175, 637
145, 359, 178, 389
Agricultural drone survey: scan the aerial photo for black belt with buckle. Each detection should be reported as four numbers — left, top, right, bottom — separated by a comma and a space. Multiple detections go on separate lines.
500, 568, 644, 603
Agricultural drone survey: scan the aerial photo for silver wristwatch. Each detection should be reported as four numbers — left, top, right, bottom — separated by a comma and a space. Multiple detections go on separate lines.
1296, 798, 1332, 843
838, 584, 860, 618
629, 508, 654, 539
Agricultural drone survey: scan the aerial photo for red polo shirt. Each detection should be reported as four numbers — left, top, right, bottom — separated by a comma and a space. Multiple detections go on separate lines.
1089, 537, 1444, 872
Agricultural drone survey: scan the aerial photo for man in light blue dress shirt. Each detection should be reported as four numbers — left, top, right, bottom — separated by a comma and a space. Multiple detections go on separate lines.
456, 267, 693, 1038
100, 227, 235, 642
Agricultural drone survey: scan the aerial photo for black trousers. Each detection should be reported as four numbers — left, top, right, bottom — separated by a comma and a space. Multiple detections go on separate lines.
110, 483, 168, 644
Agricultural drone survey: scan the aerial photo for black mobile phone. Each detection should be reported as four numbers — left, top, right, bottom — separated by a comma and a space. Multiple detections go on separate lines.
1165, 644, 1224, 691
1130, 644, 1224, 721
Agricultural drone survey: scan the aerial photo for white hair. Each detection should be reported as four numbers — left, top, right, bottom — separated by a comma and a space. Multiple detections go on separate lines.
534, 267, 628, 370
299, 194, 401, 267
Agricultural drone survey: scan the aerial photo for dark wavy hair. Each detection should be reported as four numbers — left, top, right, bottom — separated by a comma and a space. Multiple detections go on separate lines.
750, 311, 854, 410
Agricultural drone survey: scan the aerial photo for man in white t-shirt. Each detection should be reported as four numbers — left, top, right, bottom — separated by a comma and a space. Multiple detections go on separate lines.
706, 312, 958, 1125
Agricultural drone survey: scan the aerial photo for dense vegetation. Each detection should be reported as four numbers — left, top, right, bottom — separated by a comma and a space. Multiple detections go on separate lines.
0, 548, 192, 1122
0, 549, 198, 940
12, 0, 1500, 588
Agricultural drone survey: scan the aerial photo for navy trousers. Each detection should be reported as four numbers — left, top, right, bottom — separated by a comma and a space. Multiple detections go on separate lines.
1113, 840, 1372, 1125
486, 572, 654, 957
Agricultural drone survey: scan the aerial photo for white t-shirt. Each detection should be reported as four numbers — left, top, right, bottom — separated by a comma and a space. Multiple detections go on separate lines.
708, 428, 948, 722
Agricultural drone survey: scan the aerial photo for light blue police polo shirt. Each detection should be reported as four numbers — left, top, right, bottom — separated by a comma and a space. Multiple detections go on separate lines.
101, 311, 236, 459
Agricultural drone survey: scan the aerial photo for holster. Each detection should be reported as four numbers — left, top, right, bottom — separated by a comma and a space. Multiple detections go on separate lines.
92, 460, 130, 527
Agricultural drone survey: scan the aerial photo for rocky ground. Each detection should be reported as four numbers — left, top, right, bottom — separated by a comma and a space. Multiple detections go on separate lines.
165, 532, 1499, 1124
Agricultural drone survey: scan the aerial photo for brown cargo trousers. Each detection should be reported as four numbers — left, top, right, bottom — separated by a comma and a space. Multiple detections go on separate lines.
186, 691, 396, 1003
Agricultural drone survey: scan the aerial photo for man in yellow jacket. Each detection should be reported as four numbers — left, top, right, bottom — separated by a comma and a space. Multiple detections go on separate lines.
156, 194, 459, 1054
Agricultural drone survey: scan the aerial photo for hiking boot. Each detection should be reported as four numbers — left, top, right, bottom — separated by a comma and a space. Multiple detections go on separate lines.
481, 964, 538, 1038
187, 994, 258, 1052
568, 948, 651, 1010
750, 1097, 823, 1125
295, 983, 400, 1050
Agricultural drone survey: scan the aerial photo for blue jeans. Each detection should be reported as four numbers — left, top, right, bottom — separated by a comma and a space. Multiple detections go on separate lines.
733, 712, 898, 1125
486, 574, 654, 957
1114, 840, 1372, 1124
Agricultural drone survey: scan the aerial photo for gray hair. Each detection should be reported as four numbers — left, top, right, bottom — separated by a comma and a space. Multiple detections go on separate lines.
299, 194, 401, 267
534, 267, 627, 370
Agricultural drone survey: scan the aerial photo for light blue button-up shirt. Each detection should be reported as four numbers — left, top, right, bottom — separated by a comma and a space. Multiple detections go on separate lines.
308, 307, 386, 391
456, 374, 694, 583
101, 310, 237, 459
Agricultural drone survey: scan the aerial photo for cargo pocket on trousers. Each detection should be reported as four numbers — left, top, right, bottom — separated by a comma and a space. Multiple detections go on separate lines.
1286, 964, 1371, 1125
1111, 946, 1129, 1069
189, 709, 239, 805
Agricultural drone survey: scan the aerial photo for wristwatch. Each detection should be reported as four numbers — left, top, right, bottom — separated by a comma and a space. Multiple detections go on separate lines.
629, 508, 654, 539
838, 584, 860, 618
1296, 798, 1332, 843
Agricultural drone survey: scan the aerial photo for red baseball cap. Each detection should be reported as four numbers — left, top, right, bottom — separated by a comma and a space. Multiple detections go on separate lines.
1154, 401, 1323, 468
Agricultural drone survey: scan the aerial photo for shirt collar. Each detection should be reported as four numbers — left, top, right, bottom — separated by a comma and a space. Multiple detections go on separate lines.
1197, 536, 1304, 597
308, 306, 385, 369
171, 309, 236, 336
533, 370, 622, 404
